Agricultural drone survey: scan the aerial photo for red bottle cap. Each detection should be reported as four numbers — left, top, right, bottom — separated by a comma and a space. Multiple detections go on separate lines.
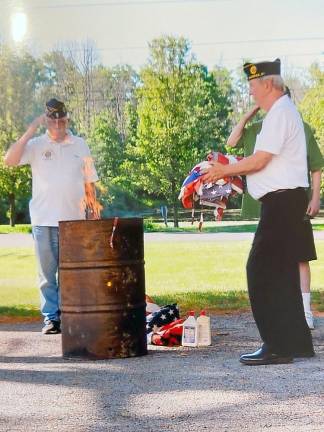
189, 310, 195, 316
200, 310, 206, 316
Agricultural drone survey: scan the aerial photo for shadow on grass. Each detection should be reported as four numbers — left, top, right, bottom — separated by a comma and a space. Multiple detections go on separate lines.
0, 225, 32, 234
2, 223, 324, 234
153, 290, 251, 313
0, 306, 40, 318
145, 223, 324, 234
1, 291, 323, 319
145, 225, 258, 234
153, 290, 324, 313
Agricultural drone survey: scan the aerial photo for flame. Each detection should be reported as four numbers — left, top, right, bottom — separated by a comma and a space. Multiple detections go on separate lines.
82, 156, 103, 219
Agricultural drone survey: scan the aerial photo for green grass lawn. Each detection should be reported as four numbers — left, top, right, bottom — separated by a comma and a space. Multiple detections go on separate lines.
1, 239, 324, 316
0, 248, 39, 316
0, 224, 32, 234
2, 220, 324, 234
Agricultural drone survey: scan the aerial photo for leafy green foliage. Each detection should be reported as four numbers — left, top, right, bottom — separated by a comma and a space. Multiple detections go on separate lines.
90, 110, 125, 179
122, 36, 232, 225
299, 64, 324, 152
299, 64, 324, 194
0, 46, 42, 225
1, 39, 323, 224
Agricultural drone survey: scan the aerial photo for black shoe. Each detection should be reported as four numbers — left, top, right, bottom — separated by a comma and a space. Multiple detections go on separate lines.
240, 346, 293, 365
42, 320, 61, 335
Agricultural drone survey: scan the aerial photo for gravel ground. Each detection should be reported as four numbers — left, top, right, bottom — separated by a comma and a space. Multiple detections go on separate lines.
0, 313, 323, 432
1, 232, 324, 431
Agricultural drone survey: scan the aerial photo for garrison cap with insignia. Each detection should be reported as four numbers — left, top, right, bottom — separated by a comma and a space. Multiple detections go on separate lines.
243, 58, 281, 81
45, 98, 68, 119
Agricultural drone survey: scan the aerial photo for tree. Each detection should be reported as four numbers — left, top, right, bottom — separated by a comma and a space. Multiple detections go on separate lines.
0, 159, 31, 226
41, 42, 97, 136
124, 36, 232, 226
299, 64, 324, 152
93, 65, 138, 142
90, 110, 125, 180
88, 66, 139, 214
0, 45, 42, 225
229, 65, 251, 124
299, 65, 324, 195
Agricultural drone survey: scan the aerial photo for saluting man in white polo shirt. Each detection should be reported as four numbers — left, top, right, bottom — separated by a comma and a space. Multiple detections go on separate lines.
4, 99, 99, 335
202, 59, 314, 365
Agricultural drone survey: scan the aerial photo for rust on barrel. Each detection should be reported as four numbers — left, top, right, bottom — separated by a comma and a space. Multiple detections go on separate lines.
59, 218, 147, 360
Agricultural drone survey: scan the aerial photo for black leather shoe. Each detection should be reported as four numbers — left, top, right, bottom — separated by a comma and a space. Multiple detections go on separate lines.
240, 346, 293, 365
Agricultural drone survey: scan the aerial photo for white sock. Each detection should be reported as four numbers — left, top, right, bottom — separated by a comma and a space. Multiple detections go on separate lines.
302, 293, 312, 315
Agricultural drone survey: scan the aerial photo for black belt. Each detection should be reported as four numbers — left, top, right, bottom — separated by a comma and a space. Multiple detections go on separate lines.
260, 187, 304, 201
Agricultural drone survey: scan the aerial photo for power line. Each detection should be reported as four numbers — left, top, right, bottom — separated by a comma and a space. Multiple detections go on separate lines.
51, 39, 324, 52
51, 46, 324, 63
193, 37, 324, 46
2, 0, 238, 10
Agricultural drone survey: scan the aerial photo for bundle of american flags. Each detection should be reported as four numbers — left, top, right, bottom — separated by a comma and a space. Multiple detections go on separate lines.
151, 319, 184, 346
146, 303, 180, 334
146, 295, 183, 346
178, 152, 244, 224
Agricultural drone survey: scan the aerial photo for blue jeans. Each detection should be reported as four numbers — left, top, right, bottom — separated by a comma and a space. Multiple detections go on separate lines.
32, 226, 60, 324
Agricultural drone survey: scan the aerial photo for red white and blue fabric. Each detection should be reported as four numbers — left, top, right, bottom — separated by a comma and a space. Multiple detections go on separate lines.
145, 296, 183, 346
146, 303, 180, 334
178, 152, 244, 221
151, 319, 184, 346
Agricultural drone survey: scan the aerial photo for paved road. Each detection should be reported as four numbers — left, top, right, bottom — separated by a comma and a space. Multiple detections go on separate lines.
0, 313, 323, 432
1, 232, 324, 430
1, 231, 324, 248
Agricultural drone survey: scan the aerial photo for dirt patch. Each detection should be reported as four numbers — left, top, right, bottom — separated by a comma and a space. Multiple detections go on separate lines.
0, 316, 40, 324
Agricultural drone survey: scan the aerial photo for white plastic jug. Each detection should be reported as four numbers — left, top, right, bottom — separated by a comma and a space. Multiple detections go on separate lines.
182, 311, 198, 347
197, 310, 211, 346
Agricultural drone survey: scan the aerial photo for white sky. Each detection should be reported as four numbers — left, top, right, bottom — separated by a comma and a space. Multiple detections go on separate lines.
0, 0, 324, 75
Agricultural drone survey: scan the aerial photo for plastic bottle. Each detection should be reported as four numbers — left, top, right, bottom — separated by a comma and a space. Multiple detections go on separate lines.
197, 310, 211, 346
182, 311, 198, 347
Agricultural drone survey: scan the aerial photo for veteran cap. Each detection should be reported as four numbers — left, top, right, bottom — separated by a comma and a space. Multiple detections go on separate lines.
243, 58, 281, 81
45, 98, 68, 119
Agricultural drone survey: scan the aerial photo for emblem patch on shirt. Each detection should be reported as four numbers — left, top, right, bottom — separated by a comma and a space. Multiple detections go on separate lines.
42, 150, 54, 160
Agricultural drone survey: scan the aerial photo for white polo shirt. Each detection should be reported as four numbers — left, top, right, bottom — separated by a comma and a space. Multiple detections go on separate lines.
19, 131, 99, 226
247, 95, 309, 200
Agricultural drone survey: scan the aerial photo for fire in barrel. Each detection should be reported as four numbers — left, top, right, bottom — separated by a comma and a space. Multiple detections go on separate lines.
59, 218, 147, 359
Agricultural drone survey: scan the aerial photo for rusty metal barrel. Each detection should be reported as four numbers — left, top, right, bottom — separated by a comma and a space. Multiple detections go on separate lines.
59, 218, 147, 359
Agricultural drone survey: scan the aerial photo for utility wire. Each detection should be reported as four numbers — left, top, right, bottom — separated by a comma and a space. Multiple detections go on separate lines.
1, 0, 239, 10
52, 41, 324, 52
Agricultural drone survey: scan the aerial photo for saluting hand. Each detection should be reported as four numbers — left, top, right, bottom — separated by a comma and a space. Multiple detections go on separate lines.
32, 114, 46, 128
28, 115, 46, 134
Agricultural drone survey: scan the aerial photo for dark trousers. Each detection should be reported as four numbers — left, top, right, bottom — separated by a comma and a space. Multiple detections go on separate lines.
246, 188, 314, 356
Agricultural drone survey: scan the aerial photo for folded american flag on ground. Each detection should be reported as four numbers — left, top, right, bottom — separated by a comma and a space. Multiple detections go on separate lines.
145, 296, 183, 346
178, 151, 243, 222
146, 303, 180, 334
151, 319, 184, 346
